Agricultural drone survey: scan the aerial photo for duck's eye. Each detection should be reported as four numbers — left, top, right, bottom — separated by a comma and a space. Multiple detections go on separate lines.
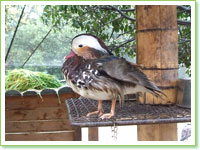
78, 44, 83, 48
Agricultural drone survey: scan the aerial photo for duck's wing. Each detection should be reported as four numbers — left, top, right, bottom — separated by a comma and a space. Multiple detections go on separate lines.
92, 56, 166, 97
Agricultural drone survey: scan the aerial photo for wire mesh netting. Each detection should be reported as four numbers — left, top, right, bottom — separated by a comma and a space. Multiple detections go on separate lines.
66, 98, 191, 127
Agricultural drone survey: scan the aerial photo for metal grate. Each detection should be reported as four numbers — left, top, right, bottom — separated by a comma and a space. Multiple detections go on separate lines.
66, 98, 191, 127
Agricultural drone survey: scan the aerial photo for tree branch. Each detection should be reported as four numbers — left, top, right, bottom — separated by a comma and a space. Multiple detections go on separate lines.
110, 38, 135, 50
108, 5, 136, 22
177, 19, 191, 26
21, 27, 53, 68
116, 30, 133, 39
103, 17, 122, 26
100, 6, 135, 12
5, 5, 26, 63
101, 6, 190, 27
179, 38, 191, 42
177, 5, 191, 14
109, 28, 115, 41
120, 8, 135, 12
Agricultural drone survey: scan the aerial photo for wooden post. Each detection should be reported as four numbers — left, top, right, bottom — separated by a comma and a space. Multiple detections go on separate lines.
88, 127, 98, 141
138, 124, 177, 141
74, 127, 82, 141
136, 5, 178, 141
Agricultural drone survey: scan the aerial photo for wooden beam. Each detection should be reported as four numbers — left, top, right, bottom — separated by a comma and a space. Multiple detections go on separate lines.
88, 127, 98, 141
136, 5, 178, 141
138, 124, 177, 141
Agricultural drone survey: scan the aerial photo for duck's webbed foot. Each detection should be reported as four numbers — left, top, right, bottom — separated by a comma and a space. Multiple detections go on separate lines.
87, 110, 103, 117
100, 99, 116, 120
99, 112, 115, 119
86, 100, 103, 117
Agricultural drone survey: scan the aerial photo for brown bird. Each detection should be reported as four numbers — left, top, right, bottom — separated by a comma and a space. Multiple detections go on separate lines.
62, 34, 165, 119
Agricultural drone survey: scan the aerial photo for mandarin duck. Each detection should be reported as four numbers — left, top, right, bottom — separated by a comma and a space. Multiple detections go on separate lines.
62, 34, 165, 119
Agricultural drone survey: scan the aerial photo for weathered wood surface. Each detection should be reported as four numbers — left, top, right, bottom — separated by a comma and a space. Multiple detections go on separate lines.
5, 119, 72, 132
5, 131, 75, 141
88, 127, 99, 141
137, 123, 177, 141
136, 5, 178, 105
136, 5, 178, 141
5, 92, 81, 141
5, 93, 79, 110
6, 106, 69, 121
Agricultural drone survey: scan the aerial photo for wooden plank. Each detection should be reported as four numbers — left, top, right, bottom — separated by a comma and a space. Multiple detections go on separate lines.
136, 5, 161, 30
88, 127, 98, 141
136, 5, 178, 141
141, 69, 178, 86
137, 31, 161, 68
5, 119, 73, 133
160, 30, 178, 68
136, 5, 177, 31
138, 88, 177, 105
5, 95, 40, 110
137, 123, 177, 141
160, 5, 177, 29
39, 93, 79, 107
5, 106, 69, 121
5, 93, 79, 110
5, 131, 75, 141
137, 31, 178, 69
136, 5, 178, 105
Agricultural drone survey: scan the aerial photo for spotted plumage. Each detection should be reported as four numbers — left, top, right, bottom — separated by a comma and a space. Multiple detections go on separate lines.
62, 34, 166, 119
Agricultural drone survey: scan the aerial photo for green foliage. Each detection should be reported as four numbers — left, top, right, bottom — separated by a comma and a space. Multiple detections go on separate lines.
41, 5, 136, 58
5, 5, 81, 79
5, 69, 62, 92
177, 5, 191, 76
41, 5, 191, 76
5, 5, 191, 79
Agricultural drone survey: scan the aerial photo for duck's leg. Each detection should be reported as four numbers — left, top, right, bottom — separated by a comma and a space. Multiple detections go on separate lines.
100, 99, 116, 119
87, 100, 103, 117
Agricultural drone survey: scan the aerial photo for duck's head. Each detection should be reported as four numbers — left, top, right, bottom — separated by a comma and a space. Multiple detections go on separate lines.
65, 34, 112, 59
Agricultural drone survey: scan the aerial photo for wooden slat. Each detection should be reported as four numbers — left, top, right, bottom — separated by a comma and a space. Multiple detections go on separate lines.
137, 31, 178, 69
139, 88, 177, 105
39, 93, 79, 107
136, 5, 161, 30
5, 119, 73, 133
141, 70, 178, 87
137, 31, 162, 68
136, 5, 177, 31
5, 95, 40, 110
5, 93, 81, 141
160, 5, 178, 29
5, 106, 69, 121
5, 93, 79, 110
5, 131, 75, 141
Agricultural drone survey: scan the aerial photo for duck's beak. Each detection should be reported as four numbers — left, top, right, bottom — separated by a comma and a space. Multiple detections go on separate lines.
64, 50, 76, 59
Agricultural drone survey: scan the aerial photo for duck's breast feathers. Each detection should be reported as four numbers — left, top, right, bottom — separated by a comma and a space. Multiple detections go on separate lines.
62, 56, 124, 101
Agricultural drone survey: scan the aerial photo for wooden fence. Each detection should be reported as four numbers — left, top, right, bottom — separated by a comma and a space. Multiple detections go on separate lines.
5, 92, 81, 141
